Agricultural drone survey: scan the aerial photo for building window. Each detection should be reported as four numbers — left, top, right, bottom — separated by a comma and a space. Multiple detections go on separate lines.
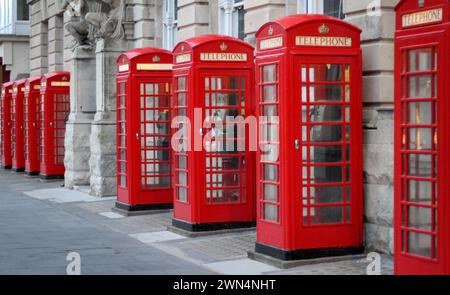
17, 0, 29, 21
163, 0, 178, 50
297, 0, 344, 19
219, 0, 245, 40
0, 0, 12, 33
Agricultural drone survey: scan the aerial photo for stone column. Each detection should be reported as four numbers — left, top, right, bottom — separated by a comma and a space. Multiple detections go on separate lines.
64, 48, 96, 188
244, 0, 286, 46
344, 0, 398, 254
89, 39, 127, 197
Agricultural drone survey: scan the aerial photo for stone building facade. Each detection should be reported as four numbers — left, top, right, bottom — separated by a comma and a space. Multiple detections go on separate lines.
0, 0, 30, 85
24, 0, 397, 255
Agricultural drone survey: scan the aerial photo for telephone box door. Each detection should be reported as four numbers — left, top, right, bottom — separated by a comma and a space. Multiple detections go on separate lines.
395, 34, 445, 275
294, 55, 363, 248
198, 69, 255, 222
132, 77, 172, 204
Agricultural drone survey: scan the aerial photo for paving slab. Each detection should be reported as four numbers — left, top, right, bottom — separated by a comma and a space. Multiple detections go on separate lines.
204, 258, 280, 275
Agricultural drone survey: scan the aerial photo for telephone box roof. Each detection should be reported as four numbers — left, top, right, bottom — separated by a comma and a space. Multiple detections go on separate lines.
2, 81, 14, 89
13, 79, 27, 87
256, 14, 362, 36
42, 71, 70, 80
120, 48, 172, 61
174, 34, 254, 51
26, 76, 42, 85
395, 0, 450, 10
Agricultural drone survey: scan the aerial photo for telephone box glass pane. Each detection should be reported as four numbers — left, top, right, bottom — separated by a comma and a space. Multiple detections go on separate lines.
53, 93, 69, 165
117, 82, 127, 187
40, 94, 45, 162
205, 76, 245, 204
259, 64, 280, 222
139, 82, 171, 189
11, 94, 16, 159
174, 77, 188, 202
0, 95, 4, 158
401, 47, 438, 259
24, 96, 29, 161
301, 64, 351, 225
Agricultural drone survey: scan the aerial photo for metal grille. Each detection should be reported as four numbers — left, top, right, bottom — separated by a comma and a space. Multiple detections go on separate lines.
301, 63, 352, 226
400, 47, 438, 259
139, 82, 172, 189
259, 64, 280, 223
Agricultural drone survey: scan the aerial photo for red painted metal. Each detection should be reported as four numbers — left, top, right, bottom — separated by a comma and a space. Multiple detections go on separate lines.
171, 35, 256, 231
394, 0, 450, 275
115, 48, 174, 212
11, 79, 26, 172
39, 71, 70, 179
24, 76, 42, 175
254, 15, 363, 259
1, 81, 13, 169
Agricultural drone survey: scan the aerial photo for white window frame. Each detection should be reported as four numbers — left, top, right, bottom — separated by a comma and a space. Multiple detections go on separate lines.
163, 0, 178, 50
219, 0, 244, 39
297, 0, 324, 14
0, 0, 29, 35
297, 0, 343, 18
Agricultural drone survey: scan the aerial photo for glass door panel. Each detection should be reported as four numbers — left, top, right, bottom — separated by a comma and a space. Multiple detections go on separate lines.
400, 47, 438, 259
301, 63, 351, 225
139, 82, 172, 189
117, 82, 127, 188
259, 64, 280, 222
53, 93, 69, 165
173, 76, 189, 202
204, 75, 246, 204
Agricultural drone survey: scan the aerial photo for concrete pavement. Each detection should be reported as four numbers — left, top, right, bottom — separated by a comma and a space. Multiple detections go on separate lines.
0, 169, 394, 275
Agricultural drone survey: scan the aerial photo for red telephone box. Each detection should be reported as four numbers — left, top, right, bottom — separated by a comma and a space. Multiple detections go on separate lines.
11, 79, 26, 172
1, 81, 13, 169
39, 71, 70, 179
171, 35, 256, 232
115, 48, 174, 213
254, 15, 363, 260
24, 76, 42, 175
394, 0, 450, 275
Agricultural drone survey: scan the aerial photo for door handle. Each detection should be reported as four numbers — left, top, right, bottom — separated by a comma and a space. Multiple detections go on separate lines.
294, 139, 300, 150
136, 133, 140, 140
199, 128, 203, 136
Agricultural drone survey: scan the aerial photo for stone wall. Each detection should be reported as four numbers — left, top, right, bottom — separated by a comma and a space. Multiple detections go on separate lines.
0, 36, 30, 80
28, 0, 65, 76
344, 0, 399, 254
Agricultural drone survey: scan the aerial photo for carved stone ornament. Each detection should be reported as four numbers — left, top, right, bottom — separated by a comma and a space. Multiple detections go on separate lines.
63, 0, 126, 51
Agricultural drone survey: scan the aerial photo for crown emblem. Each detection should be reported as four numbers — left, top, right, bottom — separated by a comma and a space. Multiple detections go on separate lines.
62, 76, 68, 81
418, 0, 424, 7
318, 24, 330, 34
181, 45, 185, 52
268, 26, 274, 36
152, 55, 161, 62
220, 42, 228, 51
